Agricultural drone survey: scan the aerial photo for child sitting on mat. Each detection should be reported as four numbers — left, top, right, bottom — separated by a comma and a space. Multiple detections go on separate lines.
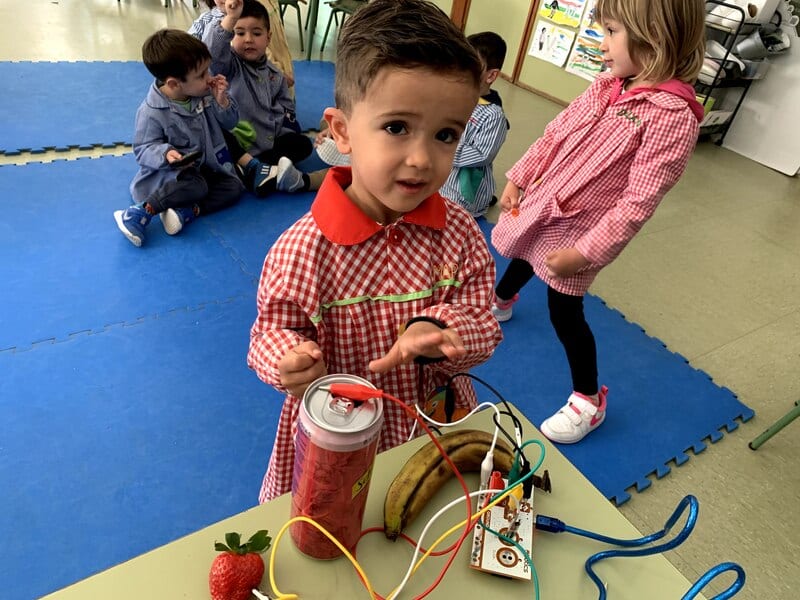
114, 29, 243, 248
440, 31, 510, 219
247, 0, 503, 501
189, 0, 296, 93
491, 0, 706, 444
204, 0, 323, 197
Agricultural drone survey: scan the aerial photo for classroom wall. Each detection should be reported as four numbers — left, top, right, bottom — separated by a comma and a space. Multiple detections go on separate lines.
466, 0, 590, 104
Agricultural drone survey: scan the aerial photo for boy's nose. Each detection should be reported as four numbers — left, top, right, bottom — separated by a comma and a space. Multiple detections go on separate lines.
406, 139, 432, 170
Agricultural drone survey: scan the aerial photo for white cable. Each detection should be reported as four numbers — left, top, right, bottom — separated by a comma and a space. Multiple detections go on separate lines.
387, 490, 486, 600
414, 401, 501, 453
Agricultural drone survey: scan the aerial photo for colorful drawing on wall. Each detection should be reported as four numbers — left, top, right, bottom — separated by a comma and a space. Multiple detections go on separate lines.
566, 34, 606, 81
538, 0, 587, 29
529, 18, 576, 68
580, 0, 604, 40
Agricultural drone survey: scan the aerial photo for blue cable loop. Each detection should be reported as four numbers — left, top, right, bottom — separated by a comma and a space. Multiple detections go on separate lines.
682, 562, 746, 600
537, 495, 746, 600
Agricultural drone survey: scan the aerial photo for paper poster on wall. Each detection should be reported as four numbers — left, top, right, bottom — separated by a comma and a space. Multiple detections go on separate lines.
538, 0, 587, 28
580, 0, 604, 39
566, 35, 606, 81
529, 18, 576, 67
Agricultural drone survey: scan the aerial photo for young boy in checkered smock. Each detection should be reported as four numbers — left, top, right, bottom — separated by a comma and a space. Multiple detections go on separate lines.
247, 0, 503, 502
440, 31, 510, 219
491, 0, 706, 445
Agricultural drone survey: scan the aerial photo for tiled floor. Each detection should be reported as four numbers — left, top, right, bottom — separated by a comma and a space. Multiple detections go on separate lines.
2, 1, 798, 598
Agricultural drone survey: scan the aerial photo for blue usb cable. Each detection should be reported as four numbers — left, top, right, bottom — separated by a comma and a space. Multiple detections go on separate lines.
535, 495, 745, 599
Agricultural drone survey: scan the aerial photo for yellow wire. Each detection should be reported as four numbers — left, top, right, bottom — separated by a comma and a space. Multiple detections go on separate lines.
414, 485, 519, 573
268, 515, 377, 600
386, 485, 520, 598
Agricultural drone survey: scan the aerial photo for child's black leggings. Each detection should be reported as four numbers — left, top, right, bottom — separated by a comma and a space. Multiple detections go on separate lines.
496, 258, 598, 396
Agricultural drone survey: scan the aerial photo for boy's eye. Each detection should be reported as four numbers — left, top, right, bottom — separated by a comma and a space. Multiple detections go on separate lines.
384, 122, 407, 135
436, 129, 460, 144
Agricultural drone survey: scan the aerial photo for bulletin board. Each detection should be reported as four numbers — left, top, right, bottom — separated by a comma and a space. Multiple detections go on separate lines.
518, 0, 605, 104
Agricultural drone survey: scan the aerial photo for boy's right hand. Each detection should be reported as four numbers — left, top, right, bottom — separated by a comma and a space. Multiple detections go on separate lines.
278, 341, 327, 399
224, 0, 243, 21
499, 180, 521, 212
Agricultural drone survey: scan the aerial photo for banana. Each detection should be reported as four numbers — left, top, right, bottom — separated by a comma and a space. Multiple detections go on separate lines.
383, 429, 515, 540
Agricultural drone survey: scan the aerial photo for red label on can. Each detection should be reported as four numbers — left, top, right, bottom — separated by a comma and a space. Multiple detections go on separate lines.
290, 419, 379, 559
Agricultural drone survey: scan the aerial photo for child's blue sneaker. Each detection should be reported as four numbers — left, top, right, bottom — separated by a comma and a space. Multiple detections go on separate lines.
160, 206, 196, 235
245, 159, 278, 196
114, 205, 151, 247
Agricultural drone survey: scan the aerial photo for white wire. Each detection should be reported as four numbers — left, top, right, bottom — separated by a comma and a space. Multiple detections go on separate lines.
387, 490, 486, 600
414, 401, 501, 453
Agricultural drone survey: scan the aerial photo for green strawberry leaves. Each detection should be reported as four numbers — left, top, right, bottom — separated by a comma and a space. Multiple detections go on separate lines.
214, 530, 272, 555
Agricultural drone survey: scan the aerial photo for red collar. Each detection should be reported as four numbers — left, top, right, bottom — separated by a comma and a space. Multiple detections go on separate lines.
310, 167, 447, 246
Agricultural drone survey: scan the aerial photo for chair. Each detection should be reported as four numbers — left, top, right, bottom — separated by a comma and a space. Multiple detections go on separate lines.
278, 0, 305, 52
320, 0, 368, 52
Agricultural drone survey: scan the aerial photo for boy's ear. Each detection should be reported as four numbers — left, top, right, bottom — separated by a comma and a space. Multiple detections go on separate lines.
323, 107, 352, 155
163, 75, 182, 91
485, 67, 501, 86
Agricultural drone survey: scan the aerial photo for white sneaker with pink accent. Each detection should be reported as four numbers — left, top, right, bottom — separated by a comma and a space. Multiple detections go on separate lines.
540, 385, 608, 444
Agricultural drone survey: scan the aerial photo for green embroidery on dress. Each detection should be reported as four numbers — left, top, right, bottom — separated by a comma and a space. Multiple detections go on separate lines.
230, 120, 258, 150
308, 279, 461, 324
616, 108, 642, 127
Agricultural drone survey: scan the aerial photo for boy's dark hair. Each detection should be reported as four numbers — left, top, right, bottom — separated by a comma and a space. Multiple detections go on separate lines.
203, 0, 214, 9
468, 32, 507, 71
142, 29, 211, 83
240, 0, 271, 30
335, 0, 482, 112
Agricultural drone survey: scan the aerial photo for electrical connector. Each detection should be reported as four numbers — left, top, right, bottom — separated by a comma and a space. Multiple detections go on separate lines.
520, 462, 533, 500
535, 514, 566, 533
479, 450, 494, 490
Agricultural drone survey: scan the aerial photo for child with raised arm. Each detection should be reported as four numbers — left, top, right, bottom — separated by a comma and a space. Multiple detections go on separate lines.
114, 29, 243, 247
491, 0, 706, 444
440, 31, 509, 219
248, 0, 503, 501
189, 0, 297, 92
204, 0, 316, 197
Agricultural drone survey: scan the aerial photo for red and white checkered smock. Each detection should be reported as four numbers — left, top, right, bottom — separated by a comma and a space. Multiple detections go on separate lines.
492, 74, 700, 296
248, 168, 503, 502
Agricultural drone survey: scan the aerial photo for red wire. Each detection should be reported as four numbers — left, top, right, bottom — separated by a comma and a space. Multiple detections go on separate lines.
334, 385, 477, 599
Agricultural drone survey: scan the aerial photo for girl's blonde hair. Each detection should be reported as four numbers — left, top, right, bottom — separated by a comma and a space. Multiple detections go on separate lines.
596, 0, 705, 83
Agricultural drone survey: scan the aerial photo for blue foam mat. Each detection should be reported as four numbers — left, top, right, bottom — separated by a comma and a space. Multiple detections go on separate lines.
474, 219, 754, 505
0, 156, 753, 598
0, 297, 285, 599
0, 60, 335, 154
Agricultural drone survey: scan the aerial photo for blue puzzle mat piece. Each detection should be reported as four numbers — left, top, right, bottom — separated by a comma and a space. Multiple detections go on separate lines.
0, 155, 260, 351
293, 59, 335, 131
0, 61, 151, 154
474, 219, 754, 505
0, 60, 335, 154
0, 297, 284, 600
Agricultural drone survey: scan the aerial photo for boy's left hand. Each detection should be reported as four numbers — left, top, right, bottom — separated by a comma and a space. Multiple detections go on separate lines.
368, 322, 465, 374
545, 247, 589, 278
208, 74, 230, 107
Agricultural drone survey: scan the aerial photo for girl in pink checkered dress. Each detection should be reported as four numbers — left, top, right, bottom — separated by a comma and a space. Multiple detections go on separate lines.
491, 0, 706, 444
248, 0, 502, 502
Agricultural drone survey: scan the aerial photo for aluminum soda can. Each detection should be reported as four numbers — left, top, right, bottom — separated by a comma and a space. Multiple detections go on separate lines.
290, 374, 384, 559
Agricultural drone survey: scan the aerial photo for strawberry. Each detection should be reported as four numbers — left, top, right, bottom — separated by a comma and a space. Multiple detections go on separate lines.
209, 530, 272, 600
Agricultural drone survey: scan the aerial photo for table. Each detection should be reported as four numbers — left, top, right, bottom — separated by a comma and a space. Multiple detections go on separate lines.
43, 403, 705, 599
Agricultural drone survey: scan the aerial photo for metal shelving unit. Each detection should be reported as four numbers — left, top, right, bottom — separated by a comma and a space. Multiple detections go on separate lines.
697, 0, 762, 145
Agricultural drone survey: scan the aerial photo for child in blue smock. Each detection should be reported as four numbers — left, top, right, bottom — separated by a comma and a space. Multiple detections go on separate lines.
114, 29, 243, 247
